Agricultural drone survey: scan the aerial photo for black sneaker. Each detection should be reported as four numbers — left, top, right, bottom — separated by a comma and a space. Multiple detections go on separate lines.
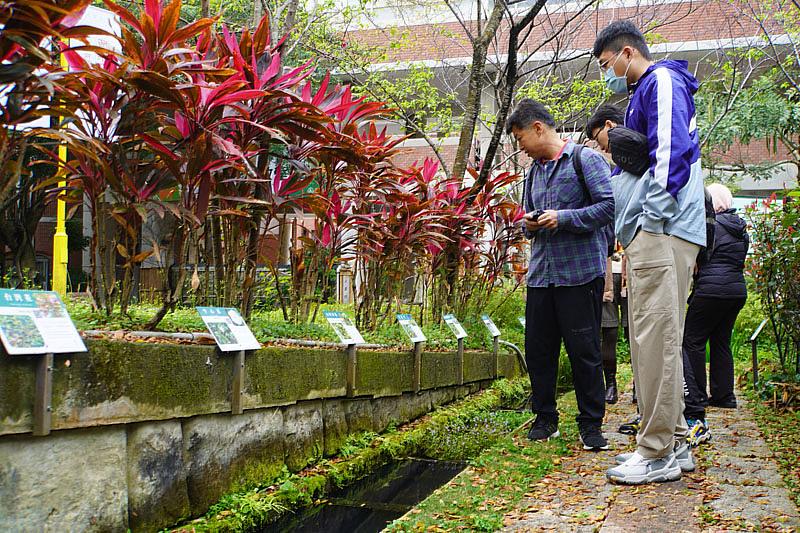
579, 424, 609, 451
527, 417, 559, 441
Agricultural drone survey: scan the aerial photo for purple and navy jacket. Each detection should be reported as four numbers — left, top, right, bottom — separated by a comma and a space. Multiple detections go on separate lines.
612, 59, 706, 248
522, 141, 614, 288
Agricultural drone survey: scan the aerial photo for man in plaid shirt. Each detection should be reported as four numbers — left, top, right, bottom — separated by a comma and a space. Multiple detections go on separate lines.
507, 99, 614, 451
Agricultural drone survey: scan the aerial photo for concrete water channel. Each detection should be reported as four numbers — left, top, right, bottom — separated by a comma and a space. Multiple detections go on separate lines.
270, 458, 466, 532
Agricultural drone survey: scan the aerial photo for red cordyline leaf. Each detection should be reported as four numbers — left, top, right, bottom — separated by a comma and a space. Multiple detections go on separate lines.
321, 223, 333, 248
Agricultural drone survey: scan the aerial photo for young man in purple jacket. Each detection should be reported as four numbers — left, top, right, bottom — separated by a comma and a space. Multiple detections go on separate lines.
593, 21, 707, 484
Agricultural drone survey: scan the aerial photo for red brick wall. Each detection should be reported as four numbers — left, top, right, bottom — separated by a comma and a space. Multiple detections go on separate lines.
346, 0, 765, 64
710, 139, 792, 166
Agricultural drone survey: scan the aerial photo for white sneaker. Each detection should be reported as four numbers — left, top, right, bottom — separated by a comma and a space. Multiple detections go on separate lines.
606, 451, 682, 484
615, 442, 695, 472
673, 440, 695, 472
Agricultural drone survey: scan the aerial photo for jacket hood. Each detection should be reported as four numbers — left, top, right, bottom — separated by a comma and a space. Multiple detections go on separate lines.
717, 210, 747, 239
637, 60, 699, 95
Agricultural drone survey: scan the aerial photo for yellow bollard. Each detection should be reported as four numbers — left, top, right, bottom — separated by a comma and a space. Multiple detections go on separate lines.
51, 41, 69, 297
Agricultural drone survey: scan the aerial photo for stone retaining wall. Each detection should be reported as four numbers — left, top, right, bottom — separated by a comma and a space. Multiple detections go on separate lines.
0, 340, 521, 531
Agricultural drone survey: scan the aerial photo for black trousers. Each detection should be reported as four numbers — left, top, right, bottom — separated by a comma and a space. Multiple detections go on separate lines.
682, 295, 746, 419
525, 277, 606, 426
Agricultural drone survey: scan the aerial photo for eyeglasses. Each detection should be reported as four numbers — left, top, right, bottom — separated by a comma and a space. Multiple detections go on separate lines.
598, 50, 623, 71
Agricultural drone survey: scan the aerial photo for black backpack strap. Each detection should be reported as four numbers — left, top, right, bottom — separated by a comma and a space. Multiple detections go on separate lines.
572, 144, 591, 201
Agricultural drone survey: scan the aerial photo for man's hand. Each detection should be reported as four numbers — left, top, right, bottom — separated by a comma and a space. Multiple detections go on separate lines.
523, 211, 543, 231
536, 210, 559, 229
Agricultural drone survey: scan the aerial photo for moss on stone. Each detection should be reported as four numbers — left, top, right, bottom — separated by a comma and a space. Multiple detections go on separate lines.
420, 351, 460, 390
354, 351, 414, 397
463, 351, 494, 382
246, 347, 347, 403
0, 355, 37, 424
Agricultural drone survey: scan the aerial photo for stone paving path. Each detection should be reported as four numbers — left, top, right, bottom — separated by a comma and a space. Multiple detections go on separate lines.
501, 386, 800, 532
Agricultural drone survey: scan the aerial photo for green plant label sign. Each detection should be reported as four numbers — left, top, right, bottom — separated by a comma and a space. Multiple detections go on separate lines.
0, 289, 86, 355
323, 311, 365, 345
443, 314, 467, 339
397, 313, 426, 343
518, 317, 526, 328
481, 315, 501, 338
196, 307, 261, 352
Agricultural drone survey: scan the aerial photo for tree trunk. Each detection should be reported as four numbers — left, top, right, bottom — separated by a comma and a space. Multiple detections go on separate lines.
450, 0, 506, 182
477, 0, 548, 190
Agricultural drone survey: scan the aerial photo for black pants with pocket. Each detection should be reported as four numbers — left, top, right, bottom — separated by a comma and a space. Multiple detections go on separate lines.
525, 277, 606, 427
682, 295, 746, 419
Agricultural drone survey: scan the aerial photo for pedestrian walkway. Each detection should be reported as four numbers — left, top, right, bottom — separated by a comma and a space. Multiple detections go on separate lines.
501, 385, 800, 532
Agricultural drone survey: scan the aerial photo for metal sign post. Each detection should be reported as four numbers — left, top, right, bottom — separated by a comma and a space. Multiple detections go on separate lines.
493, 336, 500, 378
457, 337, 464, 385
346, 343, 358, 397
413, 341, 423, 393
33, 353, 54, 436
231, 350, 245, 415
481, 315, 502, 379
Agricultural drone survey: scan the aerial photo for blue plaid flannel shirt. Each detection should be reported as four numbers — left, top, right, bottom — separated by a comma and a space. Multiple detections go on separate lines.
522, 141, 614, 288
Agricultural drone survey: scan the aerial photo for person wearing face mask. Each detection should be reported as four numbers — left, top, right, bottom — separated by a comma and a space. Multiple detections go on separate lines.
592, 21, 707, 485
507, 98, 614, 452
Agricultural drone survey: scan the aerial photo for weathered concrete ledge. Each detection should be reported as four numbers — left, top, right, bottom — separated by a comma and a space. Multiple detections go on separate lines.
0, 340, 521, 532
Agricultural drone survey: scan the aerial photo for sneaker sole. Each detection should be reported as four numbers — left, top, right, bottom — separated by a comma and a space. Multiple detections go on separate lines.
607, 467, 682, 485
616, 455, 694, 472
580, 436, 609, 451
689, 433, 712, 447
528, 430, 560, 442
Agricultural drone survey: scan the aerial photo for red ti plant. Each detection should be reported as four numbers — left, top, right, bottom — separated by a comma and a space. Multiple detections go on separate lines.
352, 157, 453, 330
421, 166, 526, 318
459, 169, 526, 312
279, 78, 394, 324
208, 19, 332, 317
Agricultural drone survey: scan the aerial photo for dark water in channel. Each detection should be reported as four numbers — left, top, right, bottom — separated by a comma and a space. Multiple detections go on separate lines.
267, 458, 465, 533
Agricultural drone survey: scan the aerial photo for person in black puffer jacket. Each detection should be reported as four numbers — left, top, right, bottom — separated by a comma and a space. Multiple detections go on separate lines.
682, 183, 750, 446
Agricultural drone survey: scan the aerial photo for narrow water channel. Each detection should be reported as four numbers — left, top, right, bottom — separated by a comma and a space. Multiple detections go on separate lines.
269, 458, 465, 532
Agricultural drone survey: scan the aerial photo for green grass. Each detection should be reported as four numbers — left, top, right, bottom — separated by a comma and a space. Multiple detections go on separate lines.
385, 389, 580, 532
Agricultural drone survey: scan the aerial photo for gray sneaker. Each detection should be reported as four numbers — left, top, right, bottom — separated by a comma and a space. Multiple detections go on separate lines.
673, 440, 695, 472
615, 441, 695, 472
607, 451, 682, 485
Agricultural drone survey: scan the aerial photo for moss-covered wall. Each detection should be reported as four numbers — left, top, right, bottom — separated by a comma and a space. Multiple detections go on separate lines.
0, 341, 521, 436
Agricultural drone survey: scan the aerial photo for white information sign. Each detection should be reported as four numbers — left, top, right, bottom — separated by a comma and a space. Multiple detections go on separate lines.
481, 315, 501, 337
443, 314, 468, 339
0, 289, 86, 355
397, 314, 426, 343
323, 311, 365, 345
518, 317, 526, 328
196, 307, 261, 352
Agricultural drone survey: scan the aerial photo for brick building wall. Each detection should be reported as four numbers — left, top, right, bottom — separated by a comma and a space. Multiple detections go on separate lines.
345, 0, 766, 65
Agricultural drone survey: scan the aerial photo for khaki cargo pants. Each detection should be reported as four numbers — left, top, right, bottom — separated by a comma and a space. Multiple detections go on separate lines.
625, 230, 699, 459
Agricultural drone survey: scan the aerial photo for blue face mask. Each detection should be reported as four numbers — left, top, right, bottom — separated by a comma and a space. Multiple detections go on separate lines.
603, 51, 631, 94
604, 68, 628, 94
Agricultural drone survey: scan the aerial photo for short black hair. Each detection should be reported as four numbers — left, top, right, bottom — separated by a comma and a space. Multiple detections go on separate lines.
505, 98, 555, 134
592, 20, 652, 60
586, 104, 625, 138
